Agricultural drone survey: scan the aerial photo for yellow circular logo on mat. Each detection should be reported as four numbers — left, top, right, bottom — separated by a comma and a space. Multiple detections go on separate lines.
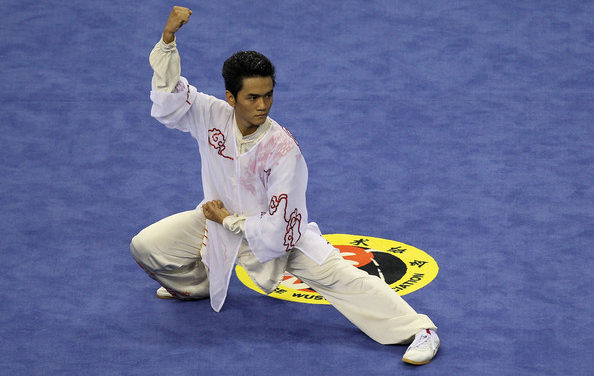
235, 234, 439, 305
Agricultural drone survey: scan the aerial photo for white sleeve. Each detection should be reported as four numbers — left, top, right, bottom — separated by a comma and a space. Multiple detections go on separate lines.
222, 214, 246, 235
148, 38, 232, 139
149, 38, 181, 93
150, 76, 198, 132
244, 146, 309, 263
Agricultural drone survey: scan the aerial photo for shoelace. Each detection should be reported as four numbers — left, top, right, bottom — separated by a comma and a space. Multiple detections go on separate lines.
409, 331, 435, 350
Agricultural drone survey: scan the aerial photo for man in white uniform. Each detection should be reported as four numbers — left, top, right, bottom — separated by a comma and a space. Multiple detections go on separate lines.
130, 6, 440, 365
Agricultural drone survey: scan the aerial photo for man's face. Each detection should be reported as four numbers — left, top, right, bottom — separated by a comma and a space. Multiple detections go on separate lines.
226, 76, 274, 135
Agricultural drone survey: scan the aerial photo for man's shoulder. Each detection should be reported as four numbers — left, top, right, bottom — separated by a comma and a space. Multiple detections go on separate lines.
268, 119, 301, 150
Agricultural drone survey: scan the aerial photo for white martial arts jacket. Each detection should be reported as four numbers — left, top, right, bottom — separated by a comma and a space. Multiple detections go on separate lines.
150, 74, 334, 311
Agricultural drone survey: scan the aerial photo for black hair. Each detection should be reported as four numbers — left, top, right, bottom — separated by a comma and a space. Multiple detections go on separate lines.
222, 51, 276, 98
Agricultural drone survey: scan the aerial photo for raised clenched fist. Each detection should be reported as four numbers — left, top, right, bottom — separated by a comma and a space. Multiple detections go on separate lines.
162, 6, 192, 43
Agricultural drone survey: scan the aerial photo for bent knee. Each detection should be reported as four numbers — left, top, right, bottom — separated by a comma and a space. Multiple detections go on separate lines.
130, 231, 152, 263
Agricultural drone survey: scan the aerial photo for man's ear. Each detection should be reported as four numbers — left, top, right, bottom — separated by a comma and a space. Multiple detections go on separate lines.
225, 90, 236, 107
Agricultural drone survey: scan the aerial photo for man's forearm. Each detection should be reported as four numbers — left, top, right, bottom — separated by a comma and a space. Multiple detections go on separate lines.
150, 6, 192, 93
162, 31, 175, 44
149, 38, 181, 93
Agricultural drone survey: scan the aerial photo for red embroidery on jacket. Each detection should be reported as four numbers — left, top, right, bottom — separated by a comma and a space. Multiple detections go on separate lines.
284, 208, 302, 250
208, 128, 234, 160
263, 169, 271, 187
268, 194, 302, 251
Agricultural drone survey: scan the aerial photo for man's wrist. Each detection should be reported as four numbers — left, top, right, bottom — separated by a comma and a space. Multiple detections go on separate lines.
162, 31, 175, 44
217, 214, 229, 224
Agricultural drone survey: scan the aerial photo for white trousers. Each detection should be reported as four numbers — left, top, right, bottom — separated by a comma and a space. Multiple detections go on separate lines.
130, 208, 436, 345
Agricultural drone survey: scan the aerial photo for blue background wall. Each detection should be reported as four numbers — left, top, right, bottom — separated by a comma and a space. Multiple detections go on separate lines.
1, 1, 592, 375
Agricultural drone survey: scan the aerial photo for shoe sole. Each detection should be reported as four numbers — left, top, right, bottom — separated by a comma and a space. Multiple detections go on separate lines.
402, 345, 439, 366
402, 358, 432, 365
156, 290, 175, 299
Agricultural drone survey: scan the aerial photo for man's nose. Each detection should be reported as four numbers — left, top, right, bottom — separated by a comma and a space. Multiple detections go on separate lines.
256, 97, 267, 109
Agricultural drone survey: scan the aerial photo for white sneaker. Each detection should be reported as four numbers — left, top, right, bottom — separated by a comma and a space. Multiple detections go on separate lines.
402, 329, 440, 365
156, 287, 175, 299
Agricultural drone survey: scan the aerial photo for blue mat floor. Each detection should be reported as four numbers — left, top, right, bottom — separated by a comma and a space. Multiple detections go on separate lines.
1, 1, 592, 375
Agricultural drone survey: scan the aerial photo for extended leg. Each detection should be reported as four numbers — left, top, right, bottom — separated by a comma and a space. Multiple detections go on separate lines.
286, 250, 436, 345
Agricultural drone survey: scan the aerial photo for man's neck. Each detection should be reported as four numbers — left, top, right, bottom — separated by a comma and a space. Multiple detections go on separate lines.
234, 114, 260, 137
239, 123, 259, 137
